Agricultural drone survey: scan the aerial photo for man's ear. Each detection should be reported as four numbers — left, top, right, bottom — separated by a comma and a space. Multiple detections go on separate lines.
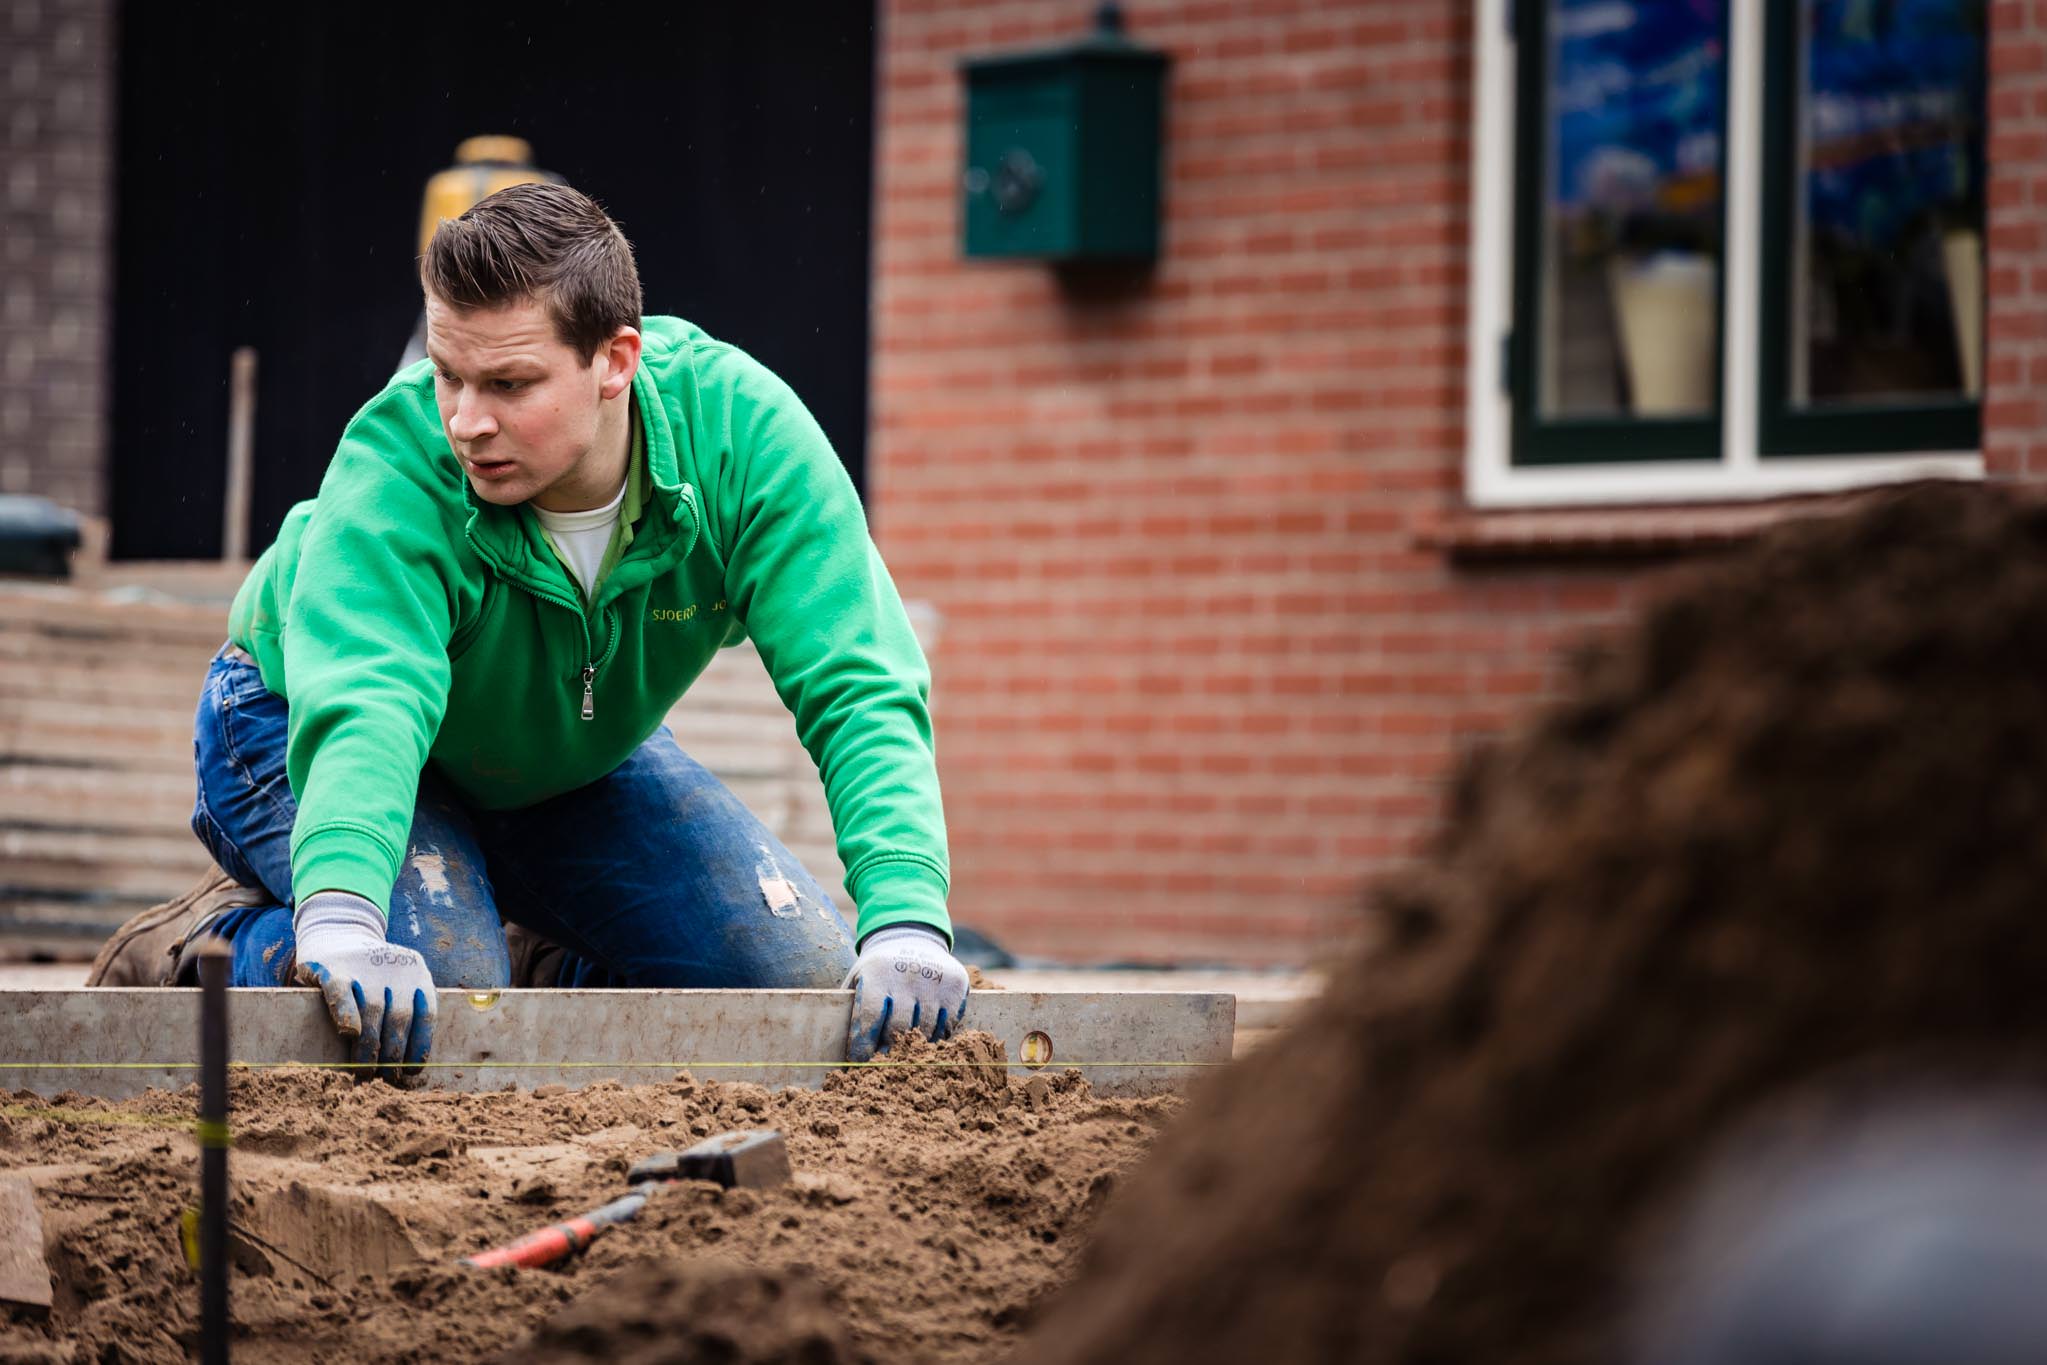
597, 327, 642, 401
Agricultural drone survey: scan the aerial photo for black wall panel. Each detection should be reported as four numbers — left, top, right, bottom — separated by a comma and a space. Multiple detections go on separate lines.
112, 3, 876, 559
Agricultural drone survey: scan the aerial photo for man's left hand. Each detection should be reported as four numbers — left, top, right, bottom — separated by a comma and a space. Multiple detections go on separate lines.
844, 925, 969, 1063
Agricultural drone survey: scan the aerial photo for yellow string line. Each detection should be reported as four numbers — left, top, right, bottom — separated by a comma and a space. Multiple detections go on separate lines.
1, 1102, 198, 1131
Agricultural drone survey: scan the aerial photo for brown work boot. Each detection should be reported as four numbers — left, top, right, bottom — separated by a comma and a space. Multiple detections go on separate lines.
503, 920, 572, 987
84, 863, 271, 987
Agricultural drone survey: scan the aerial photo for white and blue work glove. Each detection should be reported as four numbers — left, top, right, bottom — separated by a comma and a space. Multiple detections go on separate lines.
844, 924, 970, 1063
291, 890, 436, 1084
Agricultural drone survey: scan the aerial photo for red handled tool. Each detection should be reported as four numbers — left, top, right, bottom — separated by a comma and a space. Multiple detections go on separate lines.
460, 1188, 650, 1271
459, 1129, 790, 1271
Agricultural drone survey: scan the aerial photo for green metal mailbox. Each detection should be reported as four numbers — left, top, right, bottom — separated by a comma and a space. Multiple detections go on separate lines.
960, 6, 1169, 263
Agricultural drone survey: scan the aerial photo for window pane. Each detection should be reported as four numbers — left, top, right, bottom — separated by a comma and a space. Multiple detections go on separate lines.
1792, 0, 1986, 408
1542, 1, 1726, 421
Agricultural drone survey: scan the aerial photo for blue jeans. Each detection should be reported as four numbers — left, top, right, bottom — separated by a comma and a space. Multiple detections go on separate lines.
190, 647, 857, 991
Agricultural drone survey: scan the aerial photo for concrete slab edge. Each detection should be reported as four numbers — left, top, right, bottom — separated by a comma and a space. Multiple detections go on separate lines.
0, 987, 1237, 1100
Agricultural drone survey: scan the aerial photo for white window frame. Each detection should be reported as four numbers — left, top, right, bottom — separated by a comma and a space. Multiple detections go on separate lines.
1463, 0, 1984, 509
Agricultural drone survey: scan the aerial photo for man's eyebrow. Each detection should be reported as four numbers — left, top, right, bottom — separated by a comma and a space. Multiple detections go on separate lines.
425, 352, 547, 378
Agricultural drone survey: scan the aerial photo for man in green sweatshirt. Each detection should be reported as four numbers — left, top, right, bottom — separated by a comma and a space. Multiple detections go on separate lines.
172, 182, 965, 1081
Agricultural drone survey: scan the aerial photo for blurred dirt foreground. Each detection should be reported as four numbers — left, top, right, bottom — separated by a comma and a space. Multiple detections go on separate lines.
1014, 482, 2047, 1364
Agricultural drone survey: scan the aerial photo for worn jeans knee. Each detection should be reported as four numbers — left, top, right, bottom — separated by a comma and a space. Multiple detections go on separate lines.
475, 727, 858, 989
188, 646, 512, 990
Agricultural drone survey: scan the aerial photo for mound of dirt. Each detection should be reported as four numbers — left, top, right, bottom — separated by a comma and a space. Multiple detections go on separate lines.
496, 1258, 858, 1364
1015, 483, 2047, 1364
1, 1032, 1173, 1363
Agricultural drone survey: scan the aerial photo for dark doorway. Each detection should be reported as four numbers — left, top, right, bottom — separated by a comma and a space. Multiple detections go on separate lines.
110, 4, 876, 560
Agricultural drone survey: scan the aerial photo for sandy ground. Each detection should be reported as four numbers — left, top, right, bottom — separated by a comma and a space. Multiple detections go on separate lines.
0, 966, 1295, 1359
1, 1031, 1181, 1362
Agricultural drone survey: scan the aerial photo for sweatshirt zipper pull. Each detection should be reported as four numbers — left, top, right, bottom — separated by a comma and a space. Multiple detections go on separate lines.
580, 664, 595, 721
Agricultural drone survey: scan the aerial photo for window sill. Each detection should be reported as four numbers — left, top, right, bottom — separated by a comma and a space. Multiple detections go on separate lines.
1413, 490, 1879, 564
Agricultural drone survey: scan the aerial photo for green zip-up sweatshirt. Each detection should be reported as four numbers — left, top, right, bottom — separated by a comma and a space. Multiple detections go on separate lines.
227, 316, 949, 944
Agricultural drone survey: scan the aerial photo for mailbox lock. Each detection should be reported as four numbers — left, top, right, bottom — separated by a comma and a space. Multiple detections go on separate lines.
991, 149, 1044, 215
967, 151, 1045, 217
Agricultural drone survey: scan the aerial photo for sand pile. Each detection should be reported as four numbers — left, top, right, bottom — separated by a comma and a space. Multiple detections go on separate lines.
0, 1032, 1174, 1363
1016, 482, 2047, 1364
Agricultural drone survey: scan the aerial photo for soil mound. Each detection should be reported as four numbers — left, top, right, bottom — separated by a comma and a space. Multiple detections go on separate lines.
495, 1258, 859, 1364
1014, 483, 2047, 1364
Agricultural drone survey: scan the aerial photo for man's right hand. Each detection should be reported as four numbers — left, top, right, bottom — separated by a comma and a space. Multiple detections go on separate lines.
291, 890, 435, 1084
844, 924, 970, 1063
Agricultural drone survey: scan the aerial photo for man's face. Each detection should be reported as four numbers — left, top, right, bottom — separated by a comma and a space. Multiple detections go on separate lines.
424, 293, 612, 509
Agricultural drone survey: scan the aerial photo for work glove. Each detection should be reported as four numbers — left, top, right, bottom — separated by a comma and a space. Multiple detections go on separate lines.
291, 890, 436, 1085
844, 924, 969, 1064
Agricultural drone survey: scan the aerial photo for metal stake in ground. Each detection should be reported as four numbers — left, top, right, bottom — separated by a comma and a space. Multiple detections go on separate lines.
196, 940, 230, 1365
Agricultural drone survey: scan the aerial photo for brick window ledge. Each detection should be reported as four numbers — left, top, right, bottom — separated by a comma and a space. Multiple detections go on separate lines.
1413, 492, 1877, 563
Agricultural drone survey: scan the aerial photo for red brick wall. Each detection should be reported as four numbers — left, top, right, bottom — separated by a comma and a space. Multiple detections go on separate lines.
0, 0, 114, 516
1986, 0, 2047, 478
873, 0, 1949, 964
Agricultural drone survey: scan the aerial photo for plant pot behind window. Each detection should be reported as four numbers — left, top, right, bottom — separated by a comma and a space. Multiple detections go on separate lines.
1608, 251, 1718, 416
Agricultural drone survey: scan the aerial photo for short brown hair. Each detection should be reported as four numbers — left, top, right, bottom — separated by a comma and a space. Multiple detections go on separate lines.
421, 182, 642, 358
